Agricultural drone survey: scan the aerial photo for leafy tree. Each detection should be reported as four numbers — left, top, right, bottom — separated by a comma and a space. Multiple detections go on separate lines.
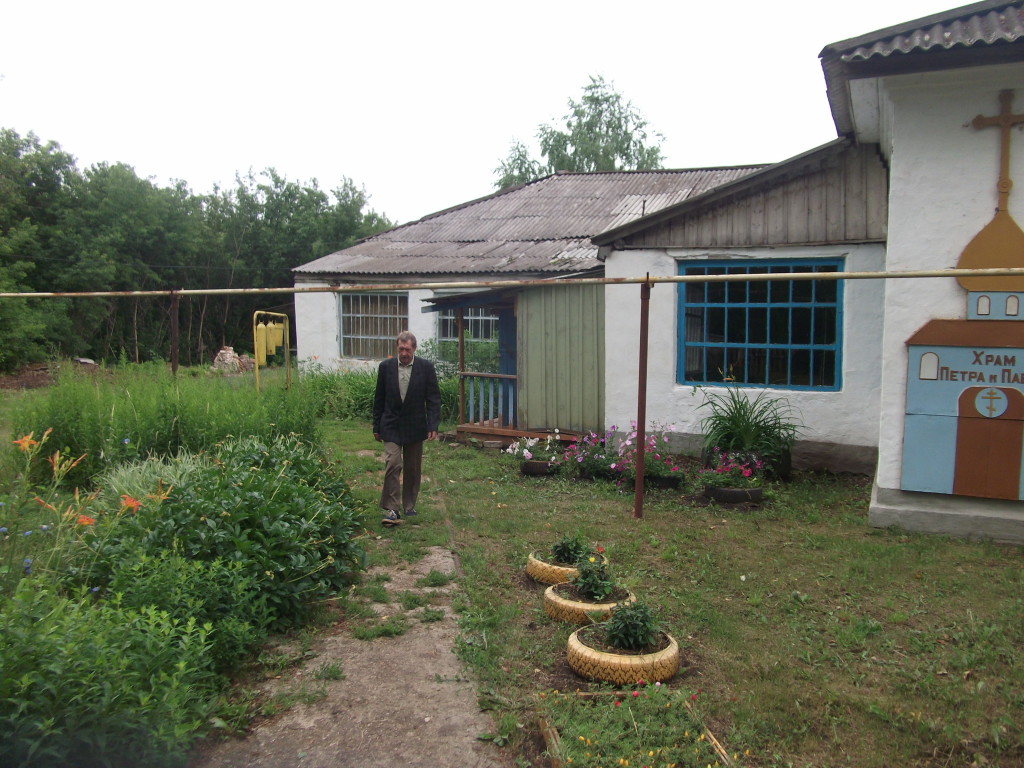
0, 126, 392, 371
0, 130, 80, 367
494, 76, 665, 189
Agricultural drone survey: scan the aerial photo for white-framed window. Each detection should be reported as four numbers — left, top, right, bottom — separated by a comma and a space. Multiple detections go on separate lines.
678, 259, 843, 390
437, 307, 499, 343
339, 292, 408, 359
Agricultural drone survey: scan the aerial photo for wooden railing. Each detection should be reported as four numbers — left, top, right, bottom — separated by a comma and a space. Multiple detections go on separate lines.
459, 372, 517, 428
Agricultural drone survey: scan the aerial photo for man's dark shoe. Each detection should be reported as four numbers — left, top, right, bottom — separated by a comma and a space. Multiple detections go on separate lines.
404, 508, 418, 517
381, 509, 402, 526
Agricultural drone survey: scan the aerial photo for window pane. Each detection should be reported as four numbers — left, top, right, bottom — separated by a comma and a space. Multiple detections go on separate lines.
748, 308, 767, 344
790, 349, 811, 386
816, 277, 837, 303
727, 280, 747, 304
814, 307, 836, 344
707, 307, 726, 341
769, 307, 789, 344
792, 278, 813, 303
727, 307, 747, 343
748, 276, 769, 304
707, 280, 726, 304
769, 280, 790, 303
768, 348, 790, 385
791, 307, 812, 344
816, 349, 837, 387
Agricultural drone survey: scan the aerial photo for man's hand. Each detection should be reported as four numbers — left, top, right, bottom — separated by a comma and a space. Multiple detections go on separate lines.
428, 431, 438, 441
373, 433, 382, 442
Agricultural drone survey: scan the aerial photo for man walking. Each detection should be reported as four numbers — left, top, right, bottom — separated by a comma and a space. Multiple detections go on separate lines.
373, 331, 441, 527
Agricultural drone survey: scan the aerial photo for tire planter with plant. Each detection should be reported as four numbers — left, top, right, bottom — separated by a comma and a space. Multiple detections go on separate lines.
526, 550, 607, 585
565, 600, 680, 685
567, 627, 680, 685
543, 583, 636, 623
526, 534, 604, 585
543, 558, 633, 623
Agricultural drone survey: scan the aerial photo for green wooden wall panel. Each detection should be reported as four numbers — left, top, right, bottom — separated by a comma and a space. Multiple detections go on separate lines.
518, 284, 604, 433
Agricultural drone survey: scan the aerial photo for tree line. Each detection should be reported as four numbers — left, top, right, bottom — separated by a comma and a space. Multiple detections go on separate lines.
0, 128, 392, 372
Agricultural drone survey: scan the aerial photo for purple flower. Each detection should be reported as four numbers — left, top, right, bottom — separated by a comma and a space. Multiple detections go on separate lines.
23, 558, 32, 574
0, 527, 6, 534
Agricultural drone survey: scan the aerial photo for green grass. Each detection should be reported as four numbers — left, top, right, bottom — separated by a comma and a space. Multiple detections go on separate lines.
3, 380, 1021, 768
321, 420, 1024, 768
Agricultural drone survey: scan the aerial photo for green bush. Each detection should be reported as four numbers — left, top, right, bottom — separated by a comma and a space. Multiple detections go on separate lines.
0, 580, 216, 768
109, 552, 270, 672
77, 434, 366, 628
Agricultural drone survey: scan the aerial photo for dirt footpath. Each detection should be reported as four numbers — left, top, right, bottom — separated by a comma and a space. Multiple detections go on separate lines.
189, 546, 511, 768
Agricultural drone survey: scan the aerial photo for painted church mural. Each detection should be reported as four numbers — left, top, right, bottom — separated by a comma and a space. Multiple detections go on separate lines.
901, 90, 1024, 501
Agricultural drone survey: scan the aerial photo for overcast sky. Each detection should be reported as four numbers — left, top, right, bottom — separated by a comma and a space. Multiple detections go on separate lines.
2, 0, 956, 226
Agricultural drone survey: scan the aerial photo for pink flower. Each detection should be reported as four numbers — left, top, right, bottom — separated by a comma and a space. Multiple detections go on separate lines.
632, 690, 640, 698
523, 450, 533, 460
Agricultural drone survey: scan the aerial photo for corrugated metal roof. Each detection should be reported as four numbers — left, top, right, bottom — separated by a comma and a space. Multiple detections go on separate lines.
820, 1, 1024, 136
294, 168, 762, 277
836, 0, 1023, 61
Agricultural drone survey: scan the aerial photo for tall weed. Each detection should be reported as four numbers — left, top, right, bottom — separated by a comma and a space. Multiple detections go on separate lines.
301, 365, 459, 424
13, 364, 321, 487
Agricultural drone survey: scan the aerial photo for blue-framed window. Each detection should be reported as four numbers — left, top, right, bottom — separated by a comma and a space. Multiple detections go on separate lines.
677, 259, 843, 390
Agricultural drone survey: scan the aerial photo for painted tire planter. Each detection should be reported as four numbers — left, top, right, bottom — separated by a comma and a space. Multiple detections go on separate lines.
521, 459, 557, 476
702, 485, 764, 504
566, 628, 680, 685
525, 552, 606, 585
543, 583, 636, 624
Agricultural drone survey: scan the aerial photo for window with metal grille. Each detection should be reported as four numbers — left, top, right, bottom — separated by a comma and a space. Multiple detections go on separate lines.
437, 307, 499, 342
677, 259, 843, 390
339, 293, 408, 359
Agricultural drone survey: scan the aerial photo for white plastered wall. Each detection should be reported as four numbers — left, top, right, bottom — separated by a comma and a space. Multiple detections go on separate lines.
294, 282, 341, 368
603, 243, 886, 471
871, 63, 1024, 491
293, 283, 438, 372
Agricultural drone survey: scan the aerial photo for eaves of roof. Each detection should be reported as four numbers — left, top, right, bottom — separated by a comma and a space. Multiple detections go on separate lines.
819, 0, 1024, 135
591, 139, 853, 247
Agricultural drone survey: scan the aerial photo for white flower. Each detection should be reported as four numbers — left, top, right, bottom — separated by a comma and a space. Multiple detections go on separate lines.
523, 450, 533, 460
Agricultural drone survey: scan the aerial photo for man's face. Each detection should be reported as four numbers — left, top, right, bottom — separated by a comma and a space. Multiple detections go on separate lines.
397, 340, 415, 365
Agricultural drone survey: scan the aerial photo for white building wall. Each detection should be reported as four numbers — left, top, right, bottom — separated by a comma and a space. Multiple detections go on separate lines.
872, 64, 1024, 490
294, 284, 439, 372
604, 243, 886, 471
294, 283, 341, 369
407, 289, 437, 349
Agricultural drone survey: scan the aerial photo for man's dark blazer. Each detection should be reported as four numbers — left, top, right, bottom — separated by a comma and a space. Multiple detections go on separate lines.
373, 356, 441, 445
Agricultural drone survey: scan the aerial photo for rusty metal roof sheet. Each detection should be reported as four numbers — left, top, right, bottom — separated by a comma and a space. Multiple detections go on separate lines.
820, 1, 1024, 136
294, 168, 763, 278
